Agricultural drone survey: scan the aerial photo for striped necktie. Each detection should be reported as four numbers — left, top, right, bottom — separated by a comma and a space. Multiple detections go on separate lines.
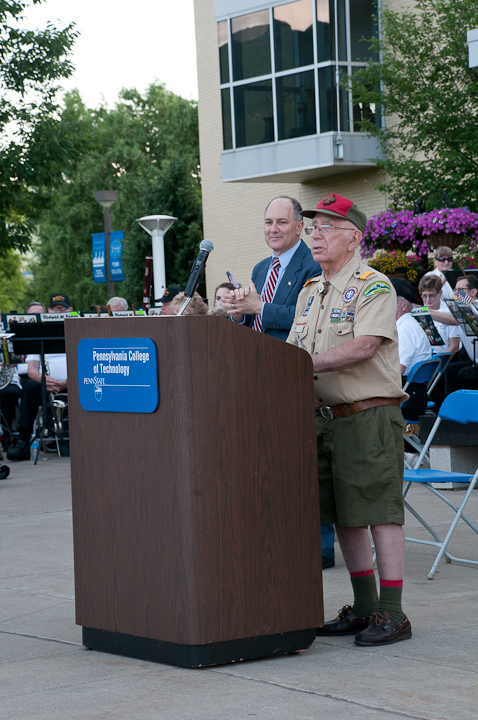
252, 256, 281, 332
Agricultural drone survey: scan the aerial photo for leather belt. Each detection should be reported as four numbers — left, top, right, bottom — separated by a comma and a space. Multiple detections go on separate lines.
316, 397, 400, 421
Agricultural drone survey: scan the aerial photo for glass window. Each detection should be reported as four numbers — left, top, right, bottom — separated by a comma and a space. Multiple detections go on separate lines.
218, 20, 229, 84
273, 0, 313, 73
221, 89, 233, 150
316, 0, 347, 63
350, 0, 378, 62
318, 66, 349, 133
352, 68, 381, 132
231, 11, 271, 82
234, 80, 274, 148
276, 70, 316, 140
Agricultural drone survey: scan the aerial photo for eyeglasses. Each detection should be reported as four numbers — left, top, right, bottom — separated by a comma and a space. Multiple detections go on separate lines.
304, 224, 354, 236
436, 257, 453, 263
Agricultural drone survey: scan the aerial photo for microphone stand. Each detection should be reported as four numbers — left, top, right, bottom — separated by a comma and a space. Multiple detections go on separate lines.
176, 297, 192, 316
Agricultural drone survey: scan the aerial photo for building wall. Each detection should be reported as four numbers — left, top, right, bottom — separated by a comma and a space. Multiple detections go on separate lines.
194, 0, 407, 301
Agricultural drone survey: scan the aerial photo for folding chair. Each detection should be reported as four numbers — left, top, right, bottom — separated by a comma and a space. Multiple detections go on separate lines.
402, 357, 441, 394
402, 358, 441, 467
403, 389, 478, 579
427, 351, 453, 395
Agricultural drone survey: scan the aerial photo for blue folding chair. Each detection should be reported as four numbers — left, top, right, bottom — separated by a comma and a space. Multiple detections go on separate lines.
427, 352, 453, 395
403, 390, 478, 579
402, 357, 441, 394
402, 358, 441, 466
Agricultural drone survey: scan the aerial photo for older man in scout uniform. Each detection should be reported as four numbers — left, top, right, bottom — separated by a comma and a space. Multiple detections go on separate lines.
287, 193, 412, 646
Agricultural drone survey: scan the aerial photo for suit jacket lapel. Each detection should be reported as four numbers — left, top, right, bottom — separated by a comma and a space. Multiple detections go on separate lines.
273, 242, 306, 305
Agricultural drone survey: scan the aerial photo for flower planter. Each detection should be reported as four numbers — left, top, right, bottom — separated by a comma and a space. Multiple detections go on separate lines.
426, 231, 464, 250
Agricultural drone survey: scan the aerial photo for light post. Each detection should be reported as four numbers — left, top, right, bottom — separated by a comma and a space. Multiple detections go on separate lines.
136, 215, 177, 302
95, 190, 118, 297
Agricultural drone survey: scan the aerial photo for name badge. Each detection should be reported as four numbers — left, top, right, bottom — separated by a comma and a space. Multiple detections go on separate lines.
294, 322, 307, 333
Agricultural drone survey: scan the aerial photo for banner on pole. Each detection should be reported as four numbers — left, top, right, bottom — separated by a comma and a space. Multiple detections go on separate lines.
92, 232, 106, 283
92, 231, 125, 283
110, 231, 125, 282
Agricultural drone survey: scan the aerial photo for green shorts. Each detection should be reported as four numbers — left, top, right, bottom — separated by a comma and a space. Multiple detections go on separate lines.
316, 404, 406, 527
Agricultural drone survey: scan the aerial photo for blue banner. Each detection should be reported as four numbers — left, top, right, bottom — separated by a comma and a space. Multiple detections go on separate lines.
92, 231, 125, 283
77, 338, 159, 413
110, 231, 125, 282
92, 232, 106, 283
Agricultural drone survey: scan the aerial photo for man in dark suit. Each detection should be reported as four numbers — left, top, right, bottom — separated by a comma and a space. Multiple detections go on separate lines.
227, 196, 322, 341
225, 197, 333, 569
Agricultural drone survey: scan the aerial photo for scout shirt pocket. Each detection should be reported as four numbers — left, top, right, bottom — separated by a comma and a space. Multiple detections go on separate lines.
292, 321, 312, 351
329, 321, 354, 348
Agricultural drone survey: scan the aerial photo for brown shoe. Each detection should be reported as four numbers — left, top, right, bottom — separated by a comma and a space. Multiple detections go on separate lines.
316, 605, 370, 636
354, 612, 412, 646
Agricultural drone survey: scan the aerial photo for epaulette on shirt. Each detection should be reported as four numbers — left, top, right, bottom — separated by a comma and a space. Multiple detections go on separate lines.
303, 276, 322, 288
358, 270, 375, 280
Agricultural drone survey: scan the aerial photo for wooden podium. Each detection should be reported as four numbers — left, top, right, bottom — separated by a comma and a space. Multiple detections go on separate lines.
66, 316, 323, 667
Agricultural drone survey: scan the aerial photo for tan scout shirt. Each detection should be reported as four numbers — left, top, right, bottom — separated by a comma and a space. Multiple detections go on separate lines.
286, 256, 408, 407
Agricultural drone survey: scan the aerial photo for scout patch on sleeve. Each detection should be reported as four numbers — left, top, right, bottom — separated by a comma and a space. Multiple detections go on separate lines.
342, 286, 357, 304
363, 281, 391, 298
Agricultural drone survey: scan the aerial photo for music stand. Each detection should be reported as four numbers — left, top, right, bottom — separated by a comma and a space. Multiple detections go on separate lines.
10, 322, 66, 464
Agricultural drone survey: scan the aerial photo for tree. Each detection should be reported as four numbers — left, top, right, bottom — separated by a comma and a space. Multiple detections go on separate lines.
28, 85, 202, 310
0, 0, 81, 253
352, 0, 478, 210
0, 249, 27, 311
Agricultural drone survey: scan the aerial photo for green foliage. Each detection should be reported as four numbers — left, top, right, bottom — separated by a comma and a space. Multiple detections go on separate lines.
0, 0, 82, 252
351, 0, 478, 210
0, 249, 27, 311
28, 85, 202, 310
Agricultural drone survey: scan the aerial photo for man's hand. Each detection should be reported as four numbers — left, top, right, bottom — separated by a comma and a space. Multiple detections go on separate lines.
222, 281, 264, 321
45, 376, 67, 394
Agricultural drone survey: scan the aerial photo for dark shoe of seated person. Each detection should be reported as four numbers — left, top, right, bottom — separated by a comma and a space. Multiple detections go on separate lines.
316, 605, 370, 636
322, 556, 335, 570
7, 439, 30, 461
0, 464, 10, 480
354, 612, 412, 646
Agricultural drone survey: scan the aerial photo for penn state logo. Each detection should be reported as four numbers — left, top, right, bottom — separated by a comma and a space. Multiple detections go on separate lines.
94, 385, 103, 402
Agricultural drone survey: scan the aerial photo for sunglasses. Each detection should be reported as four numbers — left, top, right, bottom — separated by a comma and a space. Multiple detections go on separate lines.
436, 257, 453, 262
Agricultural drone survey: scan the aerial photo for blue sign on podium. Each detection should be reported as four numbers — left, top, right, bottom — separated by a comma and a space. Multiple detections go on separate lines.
77, 338, 159, 413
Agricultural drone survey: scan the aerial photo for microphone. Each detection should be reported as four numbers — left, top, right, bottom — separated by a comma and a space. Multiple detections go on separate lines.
184, 240, 214, 298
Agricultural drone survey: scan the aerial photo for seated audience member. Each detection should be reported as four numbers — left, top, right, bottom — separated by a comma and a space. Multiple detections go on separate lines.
16, 302, 47, 377
2, 301, 47, 444
424, 246, 454, 300
107, 296, 128, 311
25, 301, 46, 315
156, 286, 184, 316
169, 292, 209, 316
0, 368, 22, 451
214, 283, 236, 309
418, 275, 460, 411
418, 275, 460, 355
7, 293, 72, 461
391, 278, 432, 422
429, 276, 478, 393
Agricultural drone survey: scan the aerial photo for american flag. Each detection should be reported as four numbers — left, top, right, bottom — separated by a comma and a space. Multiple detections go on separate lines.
456, 289, 473, 306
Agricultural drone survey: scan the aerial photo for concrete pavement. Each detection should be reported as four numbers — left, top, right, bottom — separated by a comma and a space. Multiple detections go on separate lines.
1, 455, 477, 719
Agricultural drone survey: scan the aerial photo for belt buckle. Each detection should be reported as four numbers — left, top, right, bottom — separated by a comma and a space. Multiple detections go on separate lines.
319, 405, 334, 421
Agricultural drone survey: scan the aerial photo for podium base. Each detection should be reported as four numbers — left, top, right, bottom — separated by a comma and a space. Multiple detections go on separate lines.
82, 626, 316, 668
